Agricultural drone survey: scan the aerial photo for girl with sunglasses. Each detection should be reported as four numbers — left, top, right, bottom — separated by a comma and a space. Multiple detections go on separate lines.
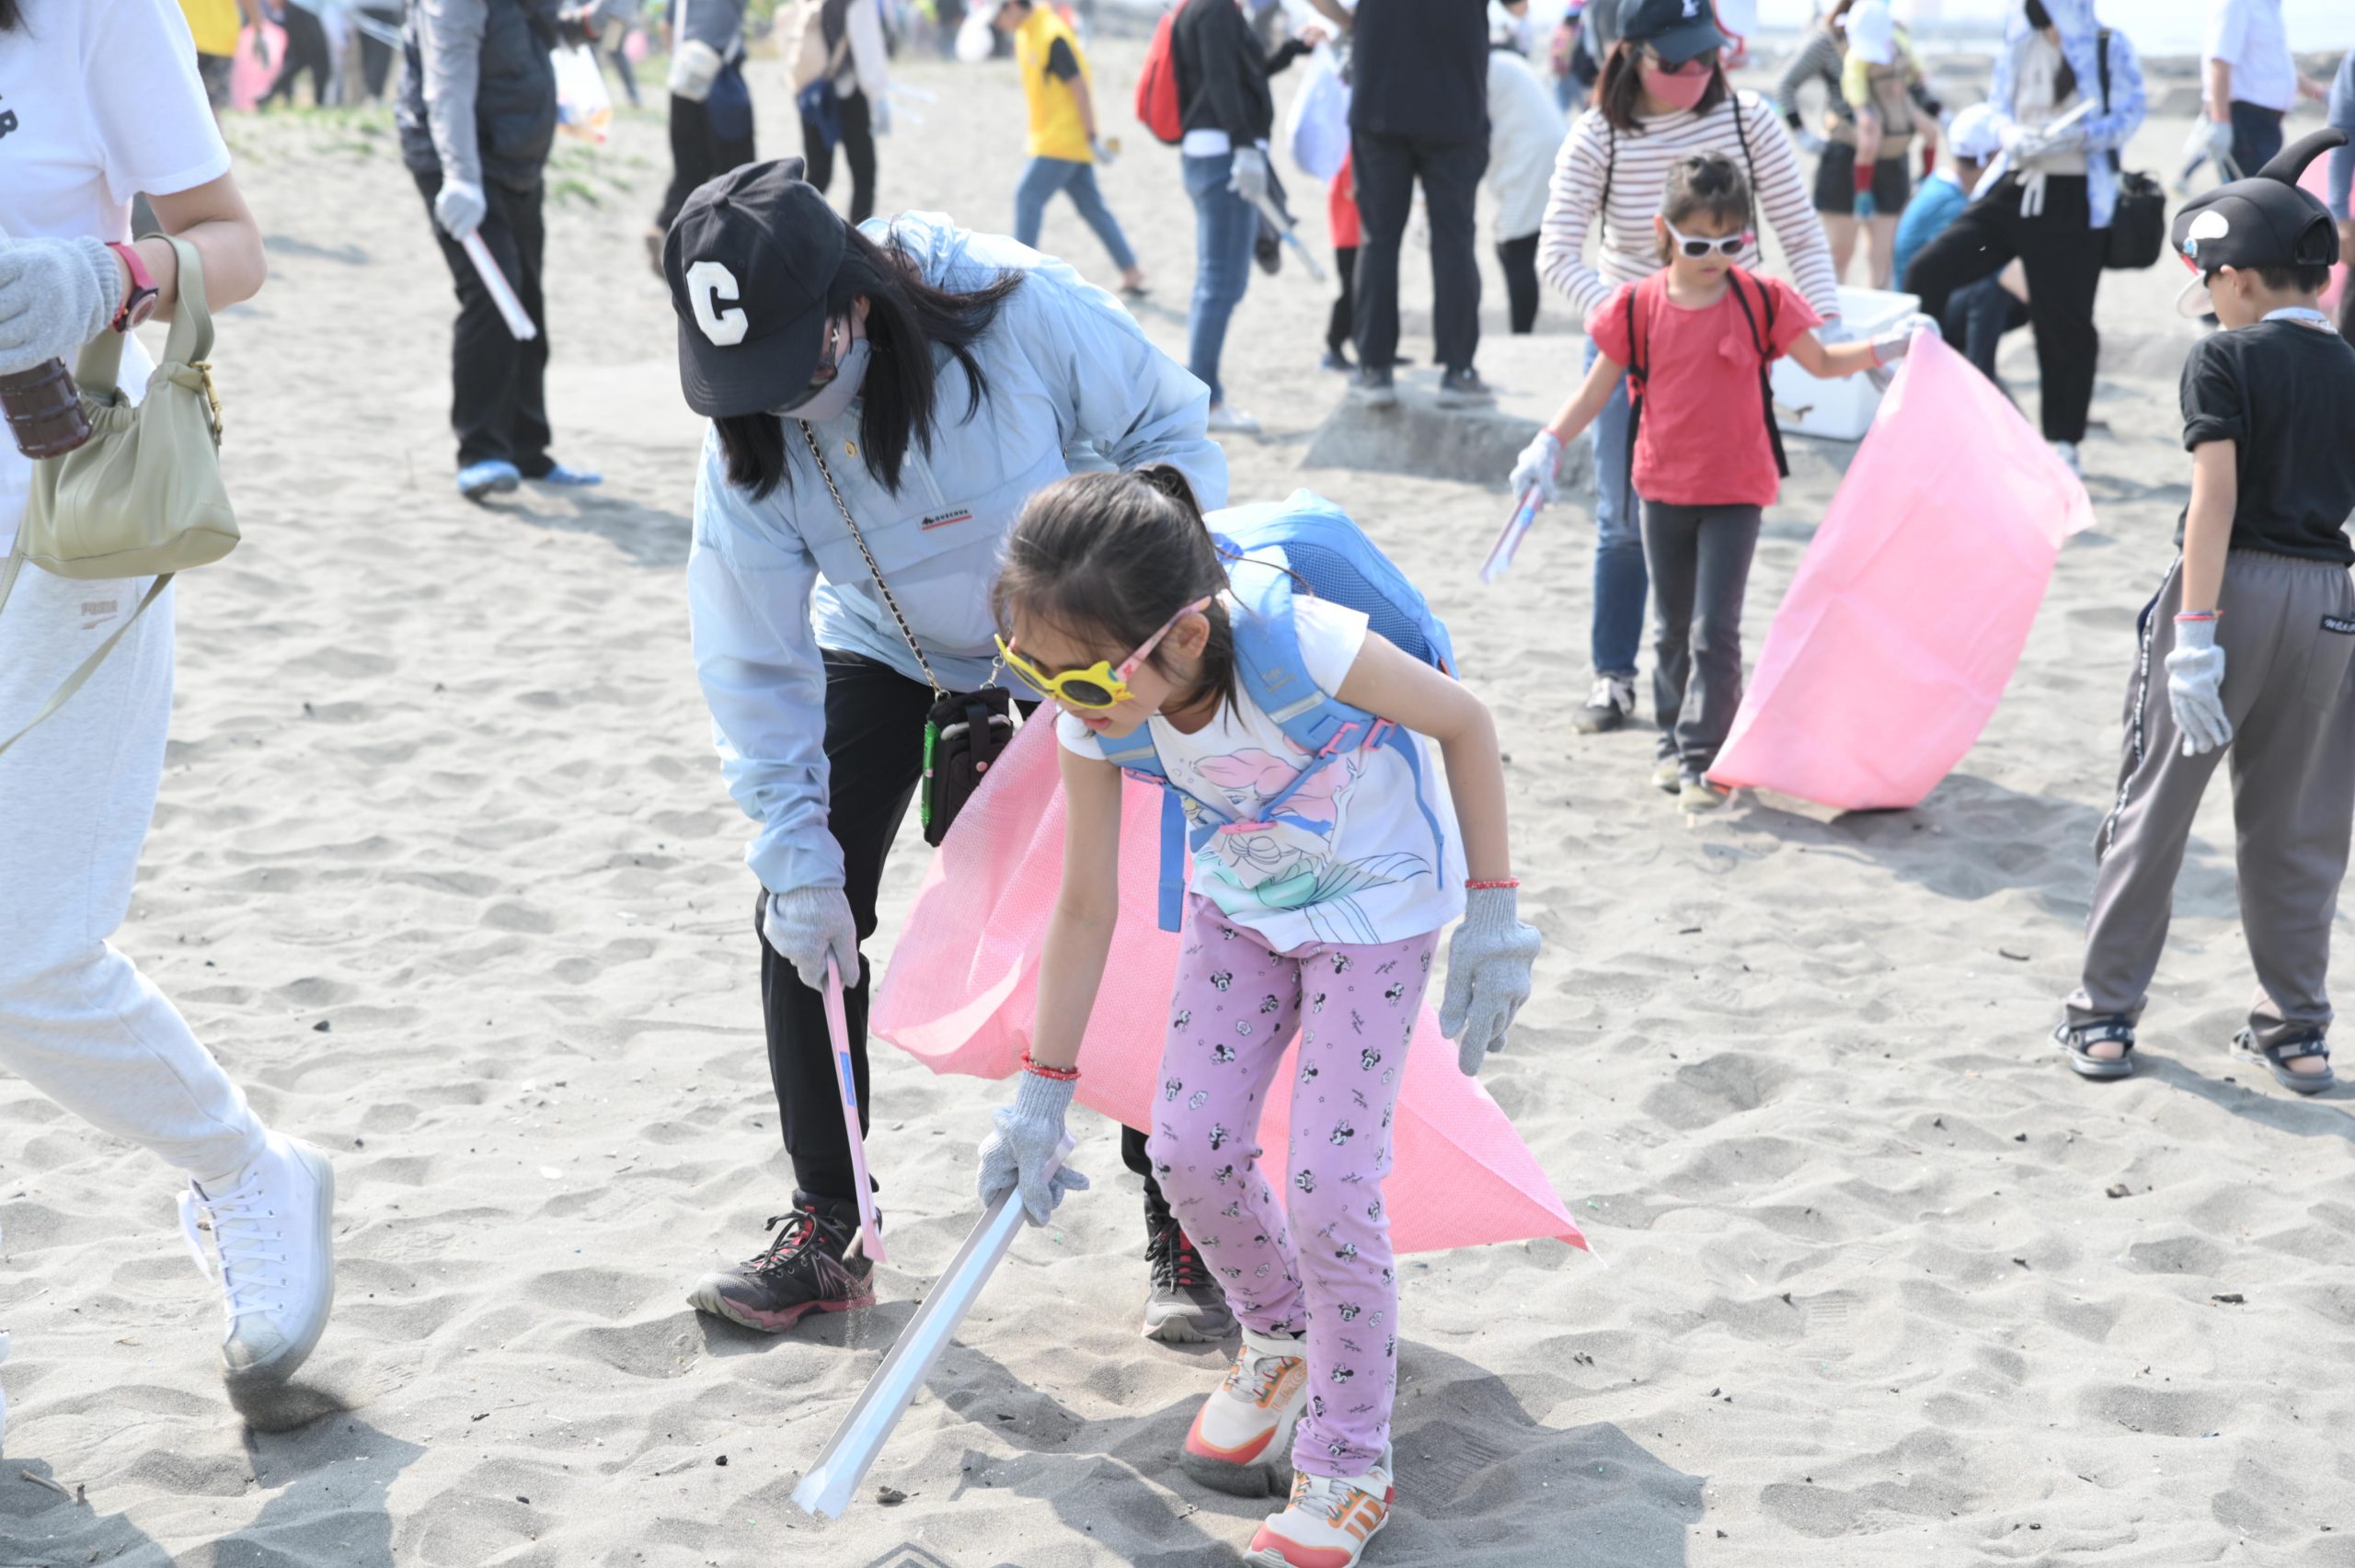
1514, 154, 1931, 809
977, 467, 1540, 1568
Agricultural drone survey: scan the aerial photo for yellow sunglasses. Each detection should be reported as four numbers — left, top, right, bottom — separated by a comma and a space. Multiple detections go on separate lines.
995, 596, 1213, 711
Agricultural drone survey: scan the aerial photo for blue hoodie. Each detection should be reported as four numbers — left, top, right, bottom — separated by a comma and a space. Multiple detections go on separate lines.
1979, 0, 2146, 229
686, 213, 1227, 897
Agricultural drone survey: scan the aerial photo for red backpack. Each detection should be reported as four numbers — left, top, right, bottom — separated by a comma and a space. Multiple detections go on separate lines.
1135, 5, 1185, 145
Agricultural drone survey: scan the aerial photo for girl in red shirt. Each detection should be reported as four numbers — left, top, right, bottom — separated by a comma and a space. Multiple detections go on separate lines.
1511, 153, 1928, 809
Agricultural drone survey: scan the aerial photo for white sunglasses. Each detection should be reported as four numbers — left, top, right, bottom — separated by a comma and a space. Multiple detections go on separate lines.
1661, 217, 1753, 258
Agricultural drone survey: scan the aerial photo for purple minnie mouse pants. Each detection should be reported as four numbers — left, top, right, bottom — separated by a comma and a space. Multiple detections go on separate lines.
1145, 895, 1436, 1480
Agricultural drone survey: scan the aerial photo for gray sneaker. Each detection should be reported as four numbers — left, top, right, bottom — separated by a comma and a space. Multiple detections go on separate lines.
1347, 365, 1397, 408
1143, 1219, 1236, 1344
1436, 366, 1496, 407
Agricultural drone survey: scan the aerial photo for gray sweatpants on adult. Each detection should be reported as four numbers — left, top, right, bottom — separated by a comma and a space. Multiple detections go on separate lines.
2068, 551, 2355, 1052
1642, 499, 1763, 773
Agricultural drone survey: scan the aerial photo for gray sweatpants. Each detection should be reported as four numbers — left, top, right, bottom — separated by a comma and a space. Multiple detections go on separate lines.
2068, 551, 2355, 1051
1642, 499, 1763, 773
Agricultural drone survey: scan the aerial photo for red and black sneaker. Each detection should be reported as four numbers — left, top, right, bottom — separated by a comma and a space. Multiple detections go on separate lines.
688, 1197, 876, 1333
1143, 1217, 1237, 1345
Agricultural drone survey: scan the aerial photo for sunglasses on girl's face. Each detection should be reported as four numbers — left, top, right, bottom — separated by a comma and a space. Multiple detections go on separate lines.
1661, 218, 1752, 258
1645, 49, 1718, 76
995, 596, 1214, 711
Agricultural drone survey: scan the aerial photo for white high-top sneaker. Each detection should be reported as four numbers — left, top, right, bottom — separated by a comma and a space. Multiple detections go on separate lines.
178, 1133, 336, 1386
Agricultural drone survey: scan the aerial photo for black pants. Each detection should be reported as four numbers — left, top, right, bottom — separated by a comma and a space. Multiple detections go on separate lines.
413, 170, 553, 474
1901, 174, 2105, 443
358, 5, 404, 99
657, 87, 758, 235
1350, 130, 1488, 374
764, 653, 1167, 1225
1327, 245, 1357, 356
802, 90, 878, 226
263, 5, 334, 106
1497, 232, 1541, 335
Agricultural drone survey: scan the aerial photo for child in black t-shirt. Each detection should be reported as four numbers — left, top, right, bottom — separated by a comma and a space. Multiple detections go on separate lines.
2056, 129, 2355, 1095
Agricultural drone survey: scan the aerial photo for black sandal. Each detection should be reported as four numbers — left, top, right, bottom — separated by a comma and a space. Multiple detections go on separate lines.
2233, 1029, 2336, 1095
2054, 1016, 2136, 1081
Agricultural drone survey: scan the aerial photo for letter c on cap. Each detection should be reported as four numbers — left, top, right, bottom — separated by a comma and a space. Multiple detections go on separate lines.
686, 260, 748, 347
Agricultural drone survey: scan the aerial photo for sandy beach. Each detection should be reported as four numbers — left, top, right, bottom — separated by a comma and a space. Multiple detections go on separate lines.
4, 30, 2354, 1568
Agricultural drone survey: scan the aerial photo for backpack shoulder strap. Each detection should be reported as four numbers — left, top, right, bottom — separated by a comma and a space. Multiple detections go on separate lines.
2096, 29, 2111, 111
1723, 270, 1792, 480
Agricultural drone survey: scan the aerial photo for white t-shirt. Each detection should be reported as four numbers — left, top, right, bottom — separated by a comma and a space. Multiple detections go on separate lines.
2206, 0, 2296, 114
1059, 593, 1465, 952
0, 0, 229, 547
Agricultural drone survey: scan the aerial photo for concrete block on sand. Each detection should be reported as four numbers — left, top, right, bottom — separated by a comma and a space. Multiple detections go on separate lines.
1303, 332, 1596, 494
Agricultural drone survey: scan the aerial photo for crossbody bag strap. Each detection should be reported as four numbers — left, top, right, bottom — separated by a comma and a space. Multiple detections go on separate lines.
0, 569, 174, 759
796, 419, 948, 697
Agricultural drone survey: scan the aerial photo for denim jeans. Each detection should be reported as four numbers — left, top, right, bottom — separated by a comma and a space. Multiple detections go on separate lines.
1014, 155, 1138, 272
1946, 275, 2029, 383
1183, 151, 1258, 406
1583, 336, 1644, 679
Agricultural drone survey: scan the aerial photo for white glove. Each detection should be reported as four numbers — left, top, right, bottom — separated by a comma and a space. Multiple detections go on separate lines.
2200, 117, 2236, 166
433, 179, 488, 241
1438, 887, 1542, 1076
763, 886, 861, 991
1228, 146, 1271, 208
1090, 135, 1118, 166
976, 1071, 1090, 1226
2165, 617, 2233, 756
1869, 312, 1941, 366
1508, 429, 1565, 505
0, 236, 119, 377
251, 28, 273, 70
871, 97, 892, 136
1798, 128, 1828, 156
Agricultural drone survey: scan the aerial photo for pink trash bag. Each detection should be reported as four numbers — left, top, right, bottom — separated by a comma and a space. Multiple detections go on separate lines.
871, 719, 1589, 1258
1708, 332, 2094, 811
229, 24, 287, 112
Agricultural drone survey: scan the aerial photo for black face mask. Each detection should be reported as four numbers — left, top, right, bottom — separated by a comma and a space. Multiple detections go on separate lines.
2023, 0, 2053, 29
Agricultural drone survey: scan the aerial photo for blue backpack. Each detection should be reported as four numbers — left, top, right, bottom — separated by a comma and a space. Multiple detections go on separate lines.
1093, 489, 1456, 932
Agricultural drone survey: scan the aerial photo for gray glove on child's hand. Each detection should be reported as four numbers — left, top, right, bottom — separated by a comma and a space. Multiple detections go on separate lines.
2200, 117, 2237, 167
2166, 617, 2233, 756
1439, 887, 1542, 1076
433, 179, 488, 241
1508, 429, 1564, 505
0, 236, 119, 378
1229, 146, 1271, 207
977, 1070, 1090, 1226
762, 886, 860, 992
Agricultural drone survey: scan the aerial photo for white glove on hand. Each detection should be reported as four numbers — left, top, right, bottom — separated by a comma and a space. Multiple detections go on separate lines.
1228, 146, 1271, 208
0, 236, 120, 378
1508, 429, 1565, 506
872, 97, 892, 136
1090, 135, 1118, 166
2165, 618, 2233, 756
2200, 117, 2236, 167
434, 179, 488, 241
1438, 887, 1542, 1076
763, 887, 861, 992
1798, 128, 1828, 156
1870, 312, 1941, 366
976, 1071, 1090, 1226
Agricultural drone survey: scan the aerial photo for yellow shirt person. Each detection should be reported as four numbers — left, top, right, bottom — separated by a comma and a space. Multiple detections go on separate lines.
994, 0, 1146, 294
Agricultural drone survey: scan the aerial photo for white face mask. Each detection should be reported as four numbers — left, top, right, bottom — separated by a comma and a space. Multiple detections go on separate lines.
772, 338, 871, 424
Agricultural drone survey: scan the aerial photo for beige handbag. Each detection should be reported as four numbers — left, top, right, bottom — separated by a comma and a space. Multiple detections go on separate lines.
0, 235, 237, 756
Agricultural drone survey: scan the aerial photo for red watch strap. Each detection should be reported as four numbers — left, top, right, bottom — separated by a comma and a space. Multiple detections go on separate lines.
106, 241, 157, 332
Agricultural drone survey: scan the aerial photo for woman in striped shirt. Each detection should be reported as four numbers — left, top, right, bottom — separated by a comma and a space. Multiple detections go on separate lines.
1536, 0, 1840, 736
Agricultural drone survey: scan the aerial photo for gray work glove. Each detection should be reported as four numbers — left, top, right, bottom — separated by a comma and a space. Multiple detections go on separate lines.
1090, 135, 1118, 166
762, 886, 861, 992
1439, 887, 1542, 1076
1228, 145, 1271, 208
0, 236, 119, 378
1798, 128, 1828, 156
1867, 312, 1942, 387
2165, 617, 2233, 757
2200, 117, 2236, 166
872, 97, 892, 136
1508, 429, 1565, 506
976, 1070, 1090, 1226
434, 179, 488, 241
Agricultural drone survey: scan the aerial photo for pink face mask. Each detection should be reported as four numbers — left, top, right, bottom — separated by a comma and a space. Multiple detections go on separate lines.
1640, 61, 1715, 110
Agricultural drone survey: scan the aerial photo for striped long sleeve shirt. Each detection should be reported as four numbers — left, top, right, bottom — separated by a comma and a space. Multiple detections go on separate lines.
1536, 89, 1844, 326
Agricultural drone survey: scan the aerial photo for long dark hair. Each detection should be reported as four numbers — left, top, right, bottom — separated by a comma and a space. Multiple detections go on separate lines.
992, 466, 1239, 717
714, 224, 1025, 501
0, 1, 23, 31
1656, 153, 1752, 263
2020, 0, 2078, 99
1596, 40, 1731, 132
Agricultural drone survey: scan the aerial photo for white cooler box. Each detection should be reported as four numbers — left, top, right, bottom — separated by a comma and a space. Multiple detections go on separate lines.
1770, 283, 1921, 442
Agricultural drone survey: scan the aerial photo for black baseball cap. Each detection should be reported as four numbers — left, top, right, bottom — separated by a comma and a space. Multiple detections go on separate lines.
2173, 129, 2347, 277
662, 158, 849, 418
1618, 0, 1729, 63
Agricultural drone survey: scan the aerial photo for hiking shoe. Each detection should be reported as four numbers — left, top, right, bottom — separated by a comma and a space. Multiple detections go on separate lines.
688, 1198, 875, 1333
1143, 1219, 1237, 1345
1574, 674, 1637, 735
1435, 366, 1496, 408
1208, 403, 1263, 437
1246, 1453, 1396, 1568
1652, 756, 1683, 794
178, 1132, 337, 1388
1347, 366, 1396, 408
1255, 224, 1283, 276
1182, 1326, 1309, 1496
1679, 772, 1731, 811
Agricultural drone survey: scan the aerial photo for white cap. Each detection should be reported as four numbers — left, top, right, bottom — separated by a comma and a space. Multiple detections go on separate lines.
1947, 102, 2005, 163
1845, 0, 1897, 66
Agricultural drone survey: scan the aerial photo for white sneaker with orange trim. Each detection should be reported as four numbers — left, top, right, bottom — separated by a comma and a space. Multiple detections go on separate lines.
1180, 1325, 1309, 1496
1245, 1452, 1396, 1568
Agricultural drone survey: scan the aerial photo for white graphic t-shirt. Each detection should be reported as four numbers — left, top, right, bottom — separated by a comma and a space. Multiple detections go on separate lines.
1059, 593, 1465, 951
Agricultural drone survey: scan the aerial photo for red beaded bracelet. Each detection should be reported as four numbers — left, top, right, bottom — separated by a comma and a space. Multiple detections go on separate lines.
1465, 877, 1521, 891
1020, 1051, 1081, 1082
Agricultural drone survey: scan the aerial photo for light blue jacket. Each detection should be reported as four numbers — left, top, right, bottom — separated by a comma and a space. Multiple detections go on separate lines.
1980, 0, 2145, 230
687, 213, 1227, 896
